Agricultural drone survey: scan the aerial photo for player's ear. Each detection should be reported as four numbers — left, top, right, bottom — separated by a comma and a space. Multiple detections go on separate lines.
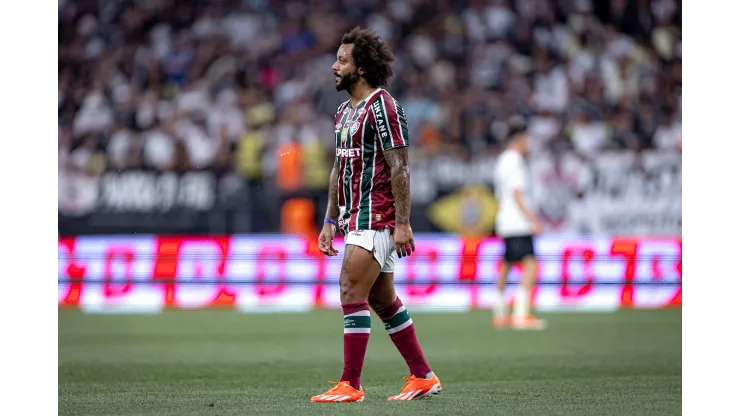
357, 67, 365, 75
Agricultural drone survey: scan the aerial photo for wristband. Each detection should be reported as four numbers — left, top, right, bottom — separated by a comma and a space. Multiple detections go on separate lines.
324, 218, 338, 226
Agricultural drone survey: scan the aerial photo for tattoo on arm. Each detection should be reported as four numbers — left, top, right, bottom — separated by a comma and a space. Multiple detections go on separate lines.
383, 147, 411, 225
325, 158, 339, 220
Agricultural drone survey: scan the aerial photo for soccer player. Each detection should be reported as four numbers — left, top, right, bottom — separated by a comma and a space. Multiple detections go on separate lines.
311, 27, 441, 403
491, 118, 547, 331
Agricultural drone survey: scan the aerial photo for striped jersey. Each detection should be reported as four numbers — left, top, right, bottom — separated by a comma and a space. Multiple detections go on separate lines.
334, 88, 410, 236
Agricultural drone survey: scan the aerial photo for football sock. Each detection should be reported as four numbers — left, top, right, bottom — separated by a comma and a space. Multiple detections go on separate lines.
340, 301, 371, 390
514, 286, 530, 319
492, 289, 507, 319
374, 296, 433, 378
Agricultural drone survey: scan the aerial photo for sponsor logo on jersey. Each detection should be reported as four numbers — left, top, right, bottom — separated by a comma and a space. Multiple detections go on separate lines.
336, 147, 362, 158
372, 101, 390, 141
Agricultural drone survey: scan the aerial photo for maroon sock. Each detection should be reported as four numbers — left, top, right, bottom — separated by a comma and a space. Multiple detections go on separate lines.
374, 297, 433, 378
340, 301, 371, 390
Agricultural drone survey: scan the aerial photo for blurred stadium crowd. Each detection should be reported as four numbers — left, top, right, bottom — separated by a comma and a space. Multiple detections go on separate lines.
58, 0, 681, 235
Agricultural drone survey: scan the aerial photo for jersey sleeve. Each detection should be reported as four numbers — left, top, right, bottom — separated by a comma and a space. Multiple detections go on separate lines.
371, 94, 410, 151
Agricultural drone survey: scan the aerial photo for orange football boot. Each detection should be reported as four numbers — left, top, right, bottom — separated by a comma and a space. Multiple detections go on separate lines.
493, 316, 510, 328
310, 381, 365, 403
388, 373, 442, 401
511, 315, 547, 330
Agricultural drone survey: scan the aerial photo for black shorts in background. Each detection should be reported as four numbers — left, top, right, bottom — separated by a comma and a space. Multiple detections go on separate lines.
502, 235, 536, 264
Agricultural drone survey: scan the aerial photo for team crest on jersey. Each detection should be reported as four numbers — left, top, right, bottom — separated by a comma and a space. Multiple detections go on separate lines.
350, 121, 361, 136
335, 123, 342, 132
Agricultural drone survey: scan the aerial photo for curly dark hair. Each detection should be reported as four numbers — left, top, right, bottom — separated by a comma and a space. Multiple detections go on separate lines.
341, 27, 395, 88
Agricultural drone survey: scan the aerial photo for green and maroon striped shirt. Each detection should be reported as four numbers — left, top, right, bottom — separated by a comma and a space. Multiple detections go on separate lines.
333, 88, 410, 236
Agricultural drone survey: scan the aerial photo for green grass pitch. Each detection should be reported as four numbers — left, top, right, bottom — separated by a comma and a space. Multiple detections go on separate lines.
59, 308, 681, 415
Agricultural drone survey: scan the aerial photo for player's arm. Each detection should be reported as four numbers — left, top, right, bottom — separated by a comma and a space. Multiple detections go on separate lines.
382, 147, 411, 226
383, 146, 415, 257
325, 157, 340, 221
513, 189, 541, 230
318, 157, 340, 256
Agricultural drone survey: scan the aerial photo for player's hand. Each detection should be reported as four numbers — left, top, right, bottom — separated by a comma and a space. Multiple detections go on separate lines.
318, 223, 339, 256
393, 224, 415, 258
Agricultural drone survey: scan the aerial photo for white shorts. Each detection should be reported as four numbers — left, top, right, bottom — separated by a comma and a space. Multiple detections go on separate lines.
344, 228, 396, 273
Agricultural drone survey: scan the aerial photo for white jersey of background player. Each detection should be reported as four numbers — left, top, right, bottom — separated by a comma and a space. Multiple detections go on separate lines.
492, 118, 547, 330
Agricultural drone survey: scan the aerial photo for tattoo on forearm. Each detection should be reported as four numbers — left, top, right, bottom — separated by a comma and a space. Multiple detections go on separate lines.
326, 160, 339, 220
383, 147, 411, 225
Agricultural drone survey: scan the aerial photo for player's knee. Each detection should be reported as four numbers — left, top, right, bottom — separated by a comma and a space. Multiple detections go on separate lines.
339, 278, 367, 303
522, 256, 537, 272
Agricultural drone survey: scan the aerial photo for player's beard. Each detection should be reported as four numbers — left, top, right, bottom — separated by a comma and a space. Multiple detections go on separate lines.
335, 69, 360, 92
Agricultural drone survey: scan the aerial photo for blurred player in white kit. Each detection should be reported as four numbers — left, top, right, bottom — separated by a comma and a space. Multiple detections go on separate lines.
492, 117, 547, 330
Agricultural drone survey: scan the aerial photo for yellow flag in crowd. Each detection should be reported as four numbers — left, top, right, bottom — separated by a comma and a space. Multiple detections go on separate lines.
427, 184, 499, 237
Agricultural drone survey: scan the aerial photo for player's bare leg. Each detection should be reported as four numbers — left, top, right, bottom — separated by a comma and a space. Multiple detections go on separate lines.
492, 262, 512, 328
311, 245, 379, 403
369, 273, 441, 400
511, 256, 547, 330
